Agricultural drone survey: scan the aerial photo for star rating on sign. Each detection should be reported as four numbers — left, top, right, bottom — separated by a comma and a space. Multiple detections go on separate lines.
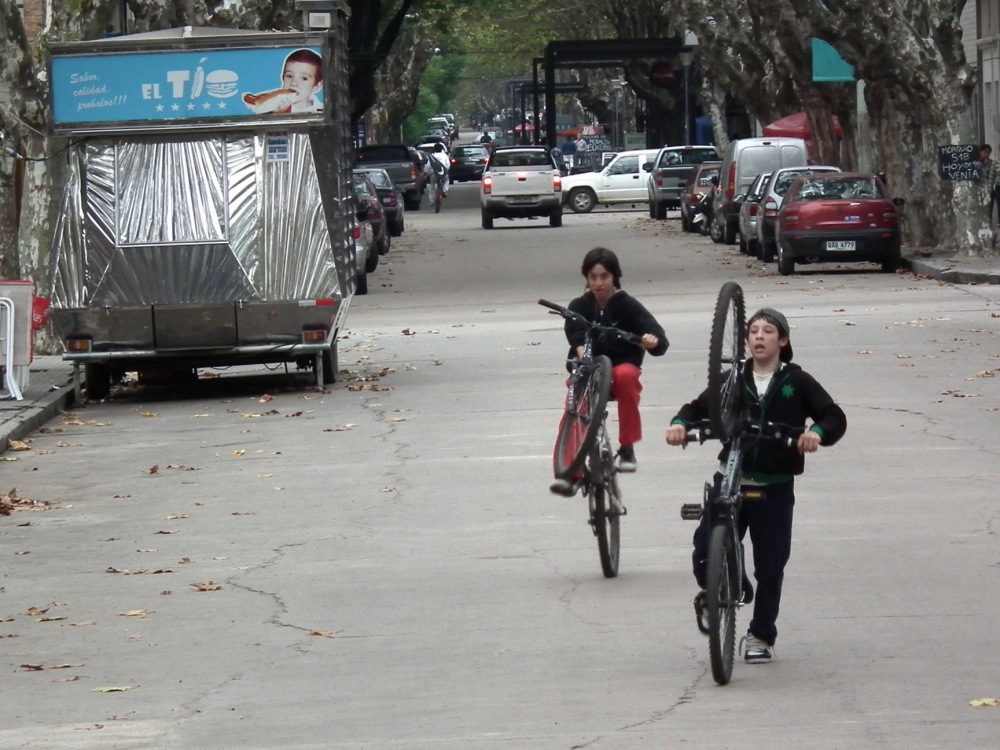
202, 102, 212, 110
171, 103, 180, 111
155, 104, 164, 112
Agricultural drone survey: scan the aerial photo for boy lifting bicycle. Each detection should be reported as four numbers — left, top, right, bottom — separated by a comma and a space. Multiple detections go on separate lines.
665, 308, 846, 663
551, 247, 667, 496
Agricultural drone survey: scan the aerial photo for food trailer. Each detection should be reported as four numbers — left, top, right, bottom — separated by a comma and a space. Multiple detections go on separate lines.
47, 12, 354, 399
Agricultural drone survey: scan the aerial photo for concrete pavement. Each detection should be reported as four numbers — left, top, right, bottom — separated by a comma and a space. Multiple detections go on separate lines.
2, 250, 995, 459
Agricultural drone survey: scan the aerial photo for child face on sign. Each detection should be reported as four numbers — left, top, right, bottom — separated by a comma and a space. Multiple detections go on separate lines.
282, 61, 322, 105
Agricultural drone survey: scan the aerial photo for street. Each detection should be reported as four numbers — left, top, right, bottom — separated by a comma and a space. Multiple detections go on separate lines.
3, 181, 1000, 749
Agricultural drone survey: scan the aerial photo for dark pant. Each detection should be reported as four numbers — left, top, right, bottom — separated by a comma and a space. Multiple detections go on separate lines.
693, 473, 795, 645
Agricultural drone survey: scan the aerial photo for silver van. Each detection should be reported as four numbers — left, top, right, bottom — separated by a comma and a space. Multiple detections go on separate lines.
715, 137, 809, 245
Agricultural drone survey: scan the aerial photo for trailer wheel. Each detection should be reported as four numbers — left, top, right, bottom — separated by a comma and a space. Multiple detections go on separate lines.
85, 362, 112, 400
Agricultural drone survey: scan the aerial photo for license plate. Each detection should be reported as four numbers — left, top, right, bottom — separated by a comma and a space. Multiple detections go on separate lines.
508, 195, 537, 204
826, 240, 856, 251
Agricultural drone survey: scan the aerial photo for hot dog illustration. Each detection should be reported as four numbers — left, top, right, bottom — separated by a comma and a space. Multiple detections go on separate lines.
242, 89, 297, 114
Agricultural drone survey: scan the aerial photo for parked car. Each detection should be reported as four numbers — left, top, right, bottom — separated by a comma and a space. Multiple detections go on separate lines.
648, 145, 721, 219
680, 161, 722, 232
352, 173, 389, 256
716, 137, 809, 245
775, 172, 904, 275
561, 148, 660, 213
756, 166, 841, 261
418, 134, 450, 150
353, 167, 404, 239
351, 195, 376, 296
737, 172, 771, 255
450, 144, 491, 182
354, 144, 425, 211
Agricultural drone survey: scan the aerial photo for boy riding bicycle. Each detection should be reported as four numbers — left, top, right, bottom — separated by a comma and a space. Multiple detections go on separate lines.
551, 248, 667, 496
666, 308, 846, 663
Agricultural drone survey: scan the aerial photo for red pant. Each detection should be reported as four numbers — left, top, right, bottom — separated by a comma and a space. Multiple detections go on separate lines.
554, 363, 644, 476
610, 363, 642, 446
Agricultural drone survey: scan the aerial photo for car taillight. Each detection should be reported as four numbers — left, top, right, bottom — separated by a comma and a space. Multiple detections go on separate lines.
450, 158, 457, 165
726, 162, 736, 199
783, 213, 799, 226
386, 192, 397, 207
764, 197, 778, 218
553, 173, 562, 192
353, 225, 361, 240
655, 174, 663, 187
749, 203, 759, 217
410, 165, 417, 180
482, 175, 492, 194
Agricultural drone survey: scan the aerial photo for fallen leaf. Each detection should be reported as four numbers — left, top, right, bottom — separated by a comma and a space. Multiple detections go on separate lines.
19, 663, 45, 671
160, 590, 172, 595
192, 414, 212, 418
75, 724, 104, 730
114, 494, 136, 499
231, 511, 253, 516
63, 621, 96, 627
401, 328, 416, 336
381, 487, 396, 493
7, 440, 30, 451
15, 551, 30, 555
51, 663, 84, 669
178, 557, 192, 564
165, 465, 199, 471
858, 350, 872, 355
147, 465, 159, 475
0, 616, 13, 622
37, 616, 67, 622
118, 610, 149, 617
257, 473, 274, 479
55, 676, 81, 682
154, 530, 178, 535
0, 634, 19, 639
22, 467, 38, 472
259, 394, 274, 403
233, 450, 246, 457
162, 514, 190, 520
970, 698, 999, 707
189, 582, 222, 592
1, 456, 18, 461
309, 630, 342, 638
92, 686, 135, 693
139, 413, 158, 418
26, 607, 48, 616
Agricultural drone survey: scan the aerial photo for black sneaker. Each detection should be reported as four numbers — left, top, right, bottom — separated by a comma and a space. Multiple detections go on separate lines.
740, 631, 773, 663
549, 478, 577, 497
694, 590, 710, 635
617, 444, 637, 473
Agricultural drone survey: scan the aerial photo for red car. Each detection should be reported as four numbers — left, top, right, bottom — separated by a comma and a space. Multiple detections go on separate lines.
776, 173, 904, 275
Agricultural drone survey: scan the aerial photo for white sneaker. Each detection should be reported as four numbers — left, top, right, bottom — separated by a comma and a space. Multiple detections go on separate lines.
740, 631, 773, 663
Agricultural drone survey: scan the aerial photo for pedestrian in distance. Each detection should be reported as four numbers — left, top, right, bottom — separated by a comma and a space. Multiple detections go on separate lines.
666, 308, 847, 664
552, 247, 668, 493
981, 144, 998, 226
561, 136, 578, 169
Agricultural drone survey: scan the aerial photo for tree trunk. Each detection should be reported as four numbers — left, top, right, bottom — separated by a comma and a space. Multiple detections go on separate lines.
0, 156, 18, 280
698, 77, 730, 154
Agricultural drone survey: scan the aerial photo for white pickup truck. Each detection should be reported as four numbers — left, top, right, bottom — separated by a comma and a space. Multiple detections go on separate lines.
561, 148, 660, 213
480, 147, 563, 229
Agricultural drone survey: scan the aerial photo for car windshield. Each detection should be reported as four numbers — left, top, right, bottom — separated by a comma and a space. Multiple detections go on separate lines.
490, 151, 552, 168
355, 170, 393, 189
659, 149, 718, 166
796, 177, 882, 201
455, 147, 488, 158
352, 180, 373, 198
356, 147, 408, 163
772, 169, 818, 196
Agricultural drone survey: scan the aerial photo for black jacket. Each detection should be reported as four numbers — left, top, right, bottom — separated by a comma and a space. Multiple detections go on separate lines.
565, 290, 668, 368
671, 360, 847, 480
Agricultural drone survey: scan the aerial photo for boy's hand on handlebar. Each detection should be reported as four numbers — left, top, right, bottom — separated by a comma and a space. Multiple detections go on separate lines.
640, 334, 659, 351
576, 346, 586, 359
666, 424, 688, 448
797, 430, 821, 454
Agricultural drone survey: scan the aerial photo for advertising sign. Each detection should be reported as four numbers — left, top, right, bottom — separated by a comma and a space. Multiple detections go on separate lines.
938, 144, 981, 181
51, 45, 326, 132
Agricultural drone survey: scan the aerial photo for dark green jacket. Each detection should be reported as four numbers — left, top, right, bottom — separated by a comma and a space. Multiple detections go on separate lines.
671, 360, 847, 482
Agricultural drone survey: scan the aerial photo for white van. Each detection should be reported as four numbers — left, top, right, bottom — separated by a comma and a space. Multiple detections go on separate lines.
562, 148, 661, 213
715, 137, 808, 245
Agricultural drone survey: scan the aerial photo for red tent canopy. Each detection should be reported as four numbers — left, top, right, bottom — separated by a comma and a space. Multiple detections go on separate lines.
514, 123, 535, 133
763, 111, 843, 140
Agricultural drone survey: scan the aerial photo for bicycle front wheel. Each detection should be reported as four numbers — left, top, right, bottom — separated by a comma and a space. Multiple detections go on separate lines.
590, 439, 621, 578
706, 523, 738, 685
553, 355, 612, 480
708, 281, 746, 441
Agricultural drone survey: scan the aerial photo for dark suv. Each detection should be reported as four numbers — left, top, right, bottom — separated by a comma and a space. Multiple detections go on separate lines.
449, 144, 490, 182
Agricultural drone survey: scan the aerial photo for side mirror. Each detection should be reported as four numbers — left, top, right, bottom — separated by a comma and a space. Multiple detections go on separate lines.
642, 163, 653, 172
734, 194, 746, 204
892, 197, 905, 207
710, 175, 719, 186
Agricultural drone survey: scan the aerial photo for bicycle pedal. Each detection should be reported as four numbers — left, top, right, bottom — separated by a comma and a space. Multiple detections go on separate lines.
680, 503, 703, 521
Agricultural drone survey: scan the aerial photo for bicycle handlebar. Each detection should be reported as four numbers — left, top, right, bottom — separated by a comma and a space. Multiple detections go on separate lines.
538, 298, 644, 347
683, 419, 805, 448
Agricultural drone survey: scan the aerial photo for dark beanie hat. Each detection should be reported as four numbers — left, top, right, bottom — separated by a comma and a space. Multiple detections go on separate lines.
749, 307, 793, 362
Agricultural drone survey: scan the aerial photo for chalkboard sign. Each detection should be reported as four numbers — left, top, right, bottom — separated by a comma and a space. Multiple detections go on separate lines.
939, 144, 981, 180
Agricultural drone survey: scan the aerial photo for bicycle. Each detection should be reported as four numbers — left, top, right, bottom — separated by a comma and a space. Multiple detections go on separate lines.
539, 298, 642, 578
679, 281, 803, 685
430, 171, 447, 213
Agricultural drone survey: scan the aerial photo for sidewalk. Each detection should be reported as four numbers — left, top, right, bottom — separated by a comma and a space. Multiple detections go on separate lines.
902, 251, 1000, 284
0, 355, 76, 456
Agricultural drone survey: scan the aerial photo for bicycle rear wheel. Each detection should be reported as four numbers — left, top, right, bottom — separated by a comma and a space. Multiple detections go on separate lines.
553, 355, 612, 481
708, 281, 746, 441
589, 436, 620, 578
706, 523, 738, 685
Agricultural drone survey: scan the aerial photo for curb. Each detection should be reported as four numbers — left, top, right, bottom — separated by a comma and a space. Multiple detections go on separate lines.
0, 383, 77, 457
902, 256, 1000, 285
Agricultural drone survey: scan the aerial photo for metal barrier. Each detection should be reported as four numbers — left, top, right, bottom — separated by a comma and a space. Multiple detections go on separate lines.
0, 297, 24, 400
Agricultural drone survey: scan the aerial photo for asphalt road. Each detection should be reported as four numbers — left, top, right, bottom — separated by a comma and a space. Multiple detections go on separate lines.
3, 177, 1000, 749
